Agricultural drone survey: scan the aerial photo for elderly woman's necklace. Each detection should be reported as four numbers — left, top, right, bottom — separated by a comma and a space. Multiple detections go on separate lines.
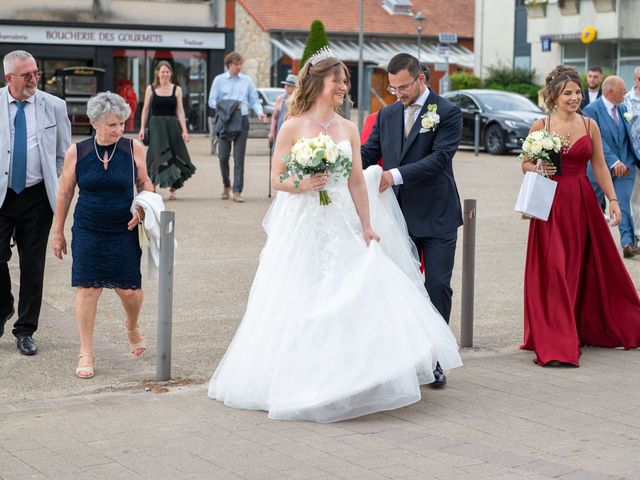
94, 137, 117, 166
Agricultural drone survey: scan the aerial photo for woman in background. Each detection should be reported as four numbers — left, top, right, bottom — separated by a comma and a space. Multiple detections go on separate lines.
139, 61, 196, 200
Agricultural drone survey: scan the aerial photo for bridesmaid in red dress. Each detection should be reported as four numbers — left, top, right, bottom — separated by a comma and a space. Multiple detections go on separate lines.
520, 65, 640, 366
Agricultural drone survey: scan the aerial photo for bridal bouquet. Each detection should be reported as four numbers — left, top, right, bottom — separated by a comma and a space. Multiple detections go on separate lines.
518, 130, 567, 175
280, 134, 352, 205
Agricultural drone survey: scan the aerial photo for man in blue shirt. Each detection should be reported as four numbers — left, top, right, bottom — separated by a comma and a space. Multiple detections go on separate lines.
209, 52, 267, 203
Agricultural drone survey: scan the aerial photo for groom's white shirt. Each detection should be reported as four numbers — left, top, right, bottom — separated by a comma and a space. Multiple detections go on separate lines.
390, 87, 430, 186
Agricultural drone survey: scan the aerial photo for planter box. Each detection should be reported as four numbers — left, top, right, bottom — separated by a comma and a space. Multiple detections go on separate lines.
525, 3, 547, 18
559, 0, 580, 15
593, 0, 615, 12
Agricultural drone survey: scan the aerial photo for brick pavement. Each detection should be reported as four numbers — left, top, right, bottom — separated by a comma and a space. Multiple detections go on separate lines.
2, 136, 640, 479
1, 349, 639, 479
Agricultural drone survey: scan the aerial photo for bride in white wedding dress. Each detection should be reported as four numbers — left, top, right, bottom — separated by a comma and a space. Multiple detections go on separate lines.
208, 50, 462, 423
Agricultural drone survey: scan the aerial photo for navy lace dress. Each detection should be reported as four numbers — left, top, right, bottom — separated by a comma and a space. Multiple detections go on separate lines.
71, 137, 141, 289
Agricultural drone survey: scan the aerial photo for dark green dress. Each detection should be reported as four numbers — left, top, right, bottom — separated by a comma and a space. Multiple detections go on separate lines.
146, 85, 196, 189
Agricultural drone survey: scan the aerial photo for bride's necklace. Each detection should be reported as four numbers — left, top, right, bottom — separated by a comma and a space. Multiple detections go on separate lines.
94, 137, 117, 164
308, 112, 336, 133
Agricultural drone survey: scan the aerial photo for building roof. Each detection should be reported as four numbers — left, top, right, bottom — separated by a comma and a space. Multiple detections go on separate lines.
237, 0, 474, 38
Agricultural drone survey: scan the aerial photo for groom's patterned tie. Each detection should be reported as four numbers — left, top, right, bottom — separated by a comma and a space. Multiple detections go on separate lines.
11, 101, 27, 194
404, 103, 421, 137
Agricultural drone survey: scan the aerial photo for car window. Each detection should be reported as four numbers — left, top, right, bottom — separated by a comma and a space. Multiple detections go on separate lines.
445, 94, 462, 106
477, 93, 539, 112
457, 94, 478, 111
261, 89, 283, 103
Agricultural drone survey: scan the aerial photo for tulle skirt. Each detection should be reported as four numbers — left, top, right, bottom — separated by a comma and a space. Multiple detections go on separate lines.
208, 166, 462, 422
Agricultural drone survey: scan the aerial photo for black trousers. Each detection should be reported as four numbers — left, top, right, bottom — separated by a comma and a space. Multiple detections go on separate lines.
0, 182, 53, 337
411, 230, 458, 324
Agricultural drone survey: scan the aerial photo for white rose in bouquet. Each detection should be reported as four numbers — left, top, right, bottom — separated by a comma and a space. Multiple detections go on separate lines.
542, 137, 554, 151
530, 141, 543, 154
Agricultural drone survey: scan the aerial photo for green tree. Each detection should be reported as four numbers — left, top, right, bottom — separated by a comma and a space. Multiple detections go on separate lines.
483, 64, 541, 104
301, 20, 329, 67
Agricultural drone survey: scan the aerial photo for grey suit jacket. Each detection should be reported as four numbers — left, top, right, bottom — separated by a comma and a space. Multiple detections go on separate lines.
0, 87, 71, 210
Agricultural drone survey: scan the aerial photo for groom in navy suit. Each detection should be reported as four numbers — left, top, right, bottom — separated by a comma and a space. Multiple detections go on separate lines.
585, 75, 640, 258
361, 53, 463, 386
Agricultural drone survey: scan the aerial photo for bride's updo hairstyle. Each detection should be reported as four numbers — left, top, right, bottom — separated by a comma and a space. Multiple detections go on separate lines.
543, 64, 582, 111
288, 47, 351, 117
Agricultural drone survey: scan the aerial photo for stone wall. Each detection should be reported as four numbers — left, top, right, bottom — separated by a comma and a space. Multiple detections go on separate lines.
234, 2, 271, 87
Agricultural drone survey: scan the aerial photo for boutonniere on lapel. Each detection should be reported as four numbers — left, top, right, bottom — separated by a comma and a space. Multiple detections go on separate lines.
419, 104, 440, 133
624, 111, 633, 122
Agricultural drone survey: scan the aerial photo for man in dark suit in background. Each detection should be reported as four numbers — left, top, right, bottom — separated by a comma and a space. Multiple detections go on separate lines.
581, 66, 603, 110
361, 53, 463, 387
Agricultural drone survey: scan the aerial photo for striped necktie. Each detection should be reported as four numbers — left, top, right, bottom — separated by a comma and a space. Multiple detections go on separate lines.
11, 101, 27, 194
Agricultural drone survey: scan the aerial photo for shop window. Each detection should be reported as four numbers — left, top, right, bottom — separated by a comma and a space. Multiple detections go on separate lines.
562, 43, 586, 73
619, 60, 640, 90
41, 59, 91, 97
587, 41, 616, 72
112, 49, 207, 132
620, 41, 640, 57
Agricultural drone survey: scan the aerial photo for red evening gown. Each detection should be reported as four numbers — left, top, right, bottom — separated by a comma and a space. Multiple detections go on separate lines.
521, 118, 640, 366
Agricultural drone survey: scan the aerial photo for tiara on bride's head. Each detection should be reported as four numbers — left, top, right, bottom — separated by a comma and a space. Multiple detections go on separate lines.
309, 46, 336, 66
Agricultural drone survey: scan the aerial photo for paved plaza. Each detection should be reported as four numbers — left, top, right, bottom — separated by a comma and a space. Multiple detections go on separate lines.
1, 136, 640, 479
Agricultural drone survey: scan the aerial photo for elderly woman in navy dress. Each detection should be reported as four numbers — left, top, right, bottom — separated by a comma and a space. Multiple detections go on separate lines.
52, 92, 154, 379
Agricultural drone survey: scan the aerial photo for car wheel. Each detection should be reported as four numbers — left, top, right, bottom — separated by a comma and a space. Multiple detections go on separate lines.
484, 124, 507, 155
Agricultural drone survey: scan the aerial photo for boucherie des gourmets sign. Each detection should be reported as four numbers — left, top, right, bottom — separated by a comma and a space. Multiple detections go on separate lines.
0, 24, 224, 49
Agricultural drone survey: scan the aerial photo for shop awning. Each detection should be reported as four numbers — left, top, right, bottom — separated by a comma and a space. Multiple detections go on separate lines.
270, 37, 474, 69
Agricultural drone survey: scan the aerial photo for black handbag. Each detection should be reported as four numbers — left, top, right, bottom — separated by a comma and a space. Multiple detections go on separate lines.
142, 126, 150, 146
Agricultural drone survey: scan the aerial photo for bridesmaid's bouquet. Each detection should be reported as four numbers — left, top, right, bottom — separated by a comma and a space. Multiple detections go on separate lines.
280, 134, 352, 205
518, 130, 567, 175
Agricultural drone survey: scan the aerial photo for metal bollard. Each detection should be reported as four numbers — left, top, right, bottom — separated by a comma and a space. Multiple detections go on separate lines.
461, 199, 477, 347
157, 211, 175, 381
474, 113, 481, 157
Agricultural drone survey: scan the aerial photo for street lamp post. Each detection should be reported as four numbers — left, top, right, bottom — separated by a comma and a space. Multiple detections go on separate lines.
414, 11, 426, 63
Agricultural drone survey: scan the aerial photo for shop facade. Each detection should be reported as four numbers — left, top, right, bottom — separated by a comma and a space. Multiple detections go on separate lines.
0, 21, 229, 133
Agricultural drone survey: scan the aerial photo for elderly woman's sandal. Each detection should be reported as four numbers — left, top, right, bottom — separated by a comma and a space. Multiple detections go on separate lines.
126, 323, 146, 357
75, 353, 95, 379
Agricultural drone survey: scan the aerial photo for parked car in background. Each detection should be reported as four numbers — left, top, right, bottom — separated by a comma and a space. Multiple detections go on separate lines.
443, 89, 545, 155
256, 87, 285, 117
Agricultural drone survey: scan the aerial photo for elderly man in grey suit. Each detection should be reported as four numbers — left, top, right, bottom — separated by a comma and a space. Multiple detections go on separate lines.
0, 50, 71, 355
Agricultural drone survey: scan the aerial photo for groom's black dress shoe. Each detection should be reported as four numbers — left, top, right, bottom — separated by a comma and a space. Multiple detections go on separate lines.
0, 307, 15, 338
431, 364, 446, 388
16, 335, 38, 356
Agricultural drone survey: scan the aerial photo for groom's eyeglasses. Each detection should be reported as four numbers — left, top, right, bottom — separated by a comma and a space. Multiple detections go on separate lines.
387, 76, 419, 96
